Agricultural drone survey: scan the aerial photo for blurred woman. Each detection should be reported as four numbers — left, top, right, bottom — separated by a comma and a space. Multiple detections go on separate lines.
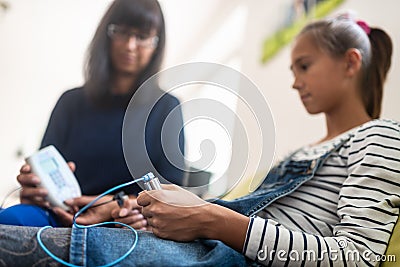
0, 0, 185, 229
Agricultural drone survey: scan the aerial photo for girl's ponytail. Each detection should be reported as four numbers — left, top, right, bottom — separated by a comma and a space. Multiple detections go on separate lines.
364, 28, 392, 119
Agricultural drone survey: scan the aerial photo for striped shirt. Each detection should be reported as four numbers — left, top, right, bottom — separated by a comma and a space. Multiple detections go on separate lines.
244, 119, 400, 266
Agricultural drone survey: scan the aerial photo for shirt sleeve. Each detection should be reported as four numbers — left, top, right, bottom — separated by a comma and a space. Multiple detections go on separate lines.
243, 120, 400, 266
40, 91, 74, 152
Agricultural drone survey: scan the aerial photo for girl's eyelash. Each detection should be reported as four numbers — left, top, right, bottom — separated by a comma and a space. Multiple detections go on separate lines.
300, 63, 310, 70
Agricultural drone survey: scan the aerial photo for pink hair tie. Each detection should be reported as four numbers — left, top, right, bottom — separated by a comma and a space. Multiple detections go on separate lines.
356, 20, 371, 35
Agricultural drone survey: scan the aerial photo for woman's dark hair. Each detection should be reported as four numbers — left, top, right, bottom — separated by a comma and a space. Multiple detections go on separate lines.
84, 0, 165, 106
298, 18, 393, 119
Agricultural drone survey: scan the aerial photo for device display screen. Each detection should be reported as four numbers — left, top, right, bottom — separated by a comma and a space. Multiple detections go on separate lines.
40, 157, 59, 173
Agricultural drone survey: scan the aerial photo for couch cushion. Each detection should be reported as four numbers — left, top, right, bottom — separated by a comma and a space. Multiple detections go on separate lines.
380, 216, 399, 266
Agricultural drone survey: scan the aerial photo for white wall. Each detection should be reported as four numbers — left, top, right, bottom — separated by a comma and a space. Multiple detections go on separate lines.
0, 0, 399, 202
0, 0, 113, 203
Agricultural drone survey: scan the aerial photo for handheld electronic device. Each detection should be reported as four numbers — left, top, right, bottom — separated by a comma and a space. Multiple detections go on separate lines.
26, 145, 82, 210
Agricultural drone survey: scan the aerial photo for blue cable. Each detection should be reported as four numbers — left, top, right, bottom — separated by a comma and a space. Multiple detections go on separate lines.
37, 176, 149, 267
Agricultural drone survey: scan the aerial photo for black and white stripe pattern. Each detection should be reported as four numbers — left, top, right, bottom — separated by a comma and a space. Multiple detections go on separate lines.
244, 119, 400, 266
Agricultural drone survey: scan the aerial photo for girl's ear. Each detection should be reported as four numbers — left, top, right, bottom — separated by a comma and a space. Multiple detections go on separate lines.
344, 48, 363, 77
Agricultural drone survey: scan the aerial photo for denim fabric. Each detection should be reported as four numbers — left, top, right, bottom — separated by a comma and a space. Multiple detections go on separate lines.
214, 137, 350, 216
68, 226, 250, 267
0, 224, 250, 267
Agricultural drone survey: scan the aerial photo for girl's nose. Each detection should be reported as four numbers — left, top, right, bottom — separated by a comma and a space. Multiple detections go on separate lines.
292, 77, 302, 91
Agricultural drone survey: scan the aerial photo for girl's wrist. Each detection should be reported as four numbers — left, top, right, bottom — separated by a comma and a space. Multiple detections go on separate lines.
197, 203, 221, 239
201, 203, 250, 252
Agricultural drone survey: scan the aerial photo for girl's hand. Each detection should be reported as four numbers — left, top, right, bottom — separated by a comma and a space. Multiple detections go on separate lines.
137, 184, 250, 252
137, 184, 211, 241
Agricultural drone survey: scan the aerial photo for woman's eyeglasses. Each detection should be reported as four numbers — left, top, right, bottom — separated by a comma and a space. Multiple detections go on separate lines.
107, 24, 159, 48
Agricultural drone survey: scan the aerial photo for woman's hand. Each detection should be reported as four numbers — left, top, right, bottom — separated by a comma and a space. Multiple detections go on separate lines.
17, 162, 76, 209
137, 184, 212, 241
111, 196, 148, 230
52, 195, 117, 226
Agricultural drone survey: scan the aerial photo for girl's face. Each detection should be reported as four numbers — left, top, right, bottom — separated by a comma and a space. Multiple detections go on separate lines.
109, 25, 158, 76
290, 33, 349, 115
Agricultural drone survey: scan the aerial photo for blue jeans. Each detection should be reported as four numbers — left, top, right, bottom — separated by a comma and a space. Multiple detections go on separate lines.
0, 224, 251, 266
